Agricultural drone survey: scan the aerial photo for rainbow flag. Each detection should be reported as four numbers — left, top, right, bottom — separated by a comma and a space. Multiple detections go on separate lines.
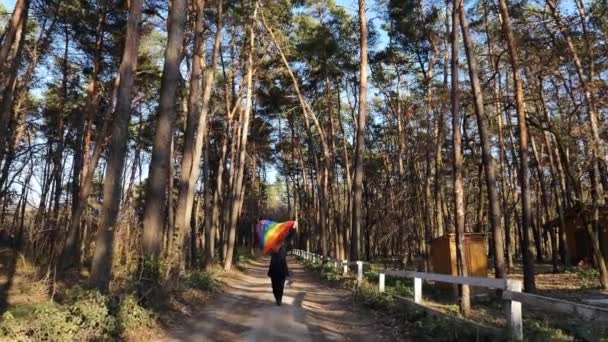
257, 220, 296, 254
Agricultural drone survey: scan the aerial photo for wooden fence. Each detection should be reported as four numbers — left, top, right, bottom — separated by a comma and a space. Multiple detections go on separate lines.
290, 249, 608, 341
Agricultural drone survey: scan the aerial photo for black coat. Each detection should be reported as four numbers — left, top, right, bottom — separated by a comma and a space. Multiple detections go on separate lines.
268, 244, 289, 278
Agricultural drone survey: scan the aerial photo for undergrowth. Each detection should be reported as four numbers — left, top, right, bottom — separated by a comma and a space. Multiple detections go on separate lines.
296, 255, 608, 342
0, 286, 152, 341
188, 270, 216, 291
0, 268, 217, 341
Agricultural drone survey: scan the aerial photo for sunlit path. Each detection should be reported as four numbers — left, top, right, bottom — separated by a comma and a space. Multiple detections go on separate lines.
158, 257, 399, 342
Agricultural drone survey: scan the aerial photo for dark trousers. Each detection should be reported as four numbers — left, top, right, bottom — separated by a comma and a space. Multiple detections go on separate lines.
271, 276, 286, 305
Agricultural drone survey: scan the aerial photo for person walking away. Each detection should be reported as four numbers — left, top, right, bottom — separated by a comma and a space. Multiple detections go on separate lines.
268, 242, 289, 306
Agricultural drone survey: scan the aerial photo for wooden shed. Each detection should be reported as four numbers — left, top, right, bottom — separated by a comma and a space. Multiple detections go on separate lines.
544, 204, 608, 264
430, 233, 488, 278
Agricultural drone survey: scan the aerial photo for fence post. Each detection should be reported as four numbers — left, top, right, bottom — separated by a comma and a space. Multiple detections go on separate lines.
343, 260, 348, 276
414, 277, 422, 304
506, 279, 523, 341
357, 261, 363, 286
379, 273, 385, 293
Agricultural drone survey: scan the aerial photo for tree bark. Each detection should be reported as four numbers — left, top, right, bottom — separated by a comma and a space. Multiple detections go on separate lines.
0, 0, 28, 79
458, 5, 506, 280
224, 1, 257, 270
174, 0, 223, 273
89, 0, 143, 291
0, 0, 29, 164
497, 0, 535, 292
62, 10, 106, 270
351, 0, 368, 262
451, 0, 470, 317
142, 0, 188, 260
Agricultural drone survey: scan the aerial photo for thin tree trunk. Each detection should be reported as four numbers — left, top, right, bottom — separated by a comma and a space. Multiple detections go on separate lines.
224, 2, 257, 270
0, 0, 29, 163
48, 26, 69, 263
337, 85, 352, 258
458, 5, 506, 280
62, 11, 105, 270
497, 0, 535, 292
452, 0, 470, 317
530, 134, 552, 265
351, 0, 368, 262
142, 0, 188, 262
0, 12, 27, 193
175, 0, 223, 273
89, 0, 143, 291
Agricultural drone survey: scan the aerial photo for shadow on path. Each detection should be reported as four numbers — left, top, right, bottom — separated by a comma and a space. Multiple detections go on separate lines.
158, 256, 400, 342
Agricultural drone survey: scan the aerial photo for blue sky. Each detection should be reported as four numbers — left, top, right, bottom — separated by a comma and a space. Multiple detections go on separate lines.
1, 0, 14, 9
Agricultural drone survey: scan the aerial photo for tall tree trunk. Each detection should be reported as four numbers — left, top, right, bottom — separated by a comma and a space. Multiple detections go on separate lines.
174, 0, 223, 273
173, 0, 206, 272
142, 0, 188, 262
0, 9, 27, 193
451, 0, 470, 317
89, 0, 143, 291
0, 0, 28, 68
458, 5, 506, 280
224, 2, 258, 270
537, 78, 570, 265
351, 0, 368, 262
337, 86, 352, 258
497, 0, 535, 292
206, 103, 233, 268
530, 134, 552, 265
48, 26, 69, 263
61, 10, 106, 270
0, 0, 28, 166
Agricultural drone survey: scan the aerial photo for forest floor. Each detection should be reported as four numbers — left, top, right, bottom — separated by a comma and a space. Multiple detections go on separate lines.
360, 260, 608, 340
507, 263, 608, 304
154, 256, 406, 342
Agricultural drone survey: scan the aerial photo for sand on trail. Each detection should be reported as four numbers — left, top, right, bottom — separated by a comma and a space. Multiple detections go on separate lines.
158, 256, 402, 342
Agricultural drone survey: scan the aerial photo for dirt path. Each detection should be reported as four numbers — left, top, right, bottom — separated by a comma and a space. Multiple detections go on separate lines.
158, 256, 400, 341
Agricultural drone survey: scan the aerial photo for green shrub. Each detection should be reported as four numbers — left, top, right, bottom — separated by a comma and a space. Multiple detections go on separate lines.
116, 294, 152, 334
524, 319, 570, 341
354, 285, 395, 310
65, 286, 116, 338
188, 271, 216, 291
1, 302, 79, 341
303, 260, 322, 272
386, 279, 414, 297
0, 287, 152, 341
320, 267, 339, 282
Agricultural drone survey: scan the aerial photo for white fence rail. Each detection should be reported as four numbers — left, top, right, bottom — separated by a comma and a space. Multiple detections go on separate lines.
291, 249, 363, 285
290, 248, 608, 341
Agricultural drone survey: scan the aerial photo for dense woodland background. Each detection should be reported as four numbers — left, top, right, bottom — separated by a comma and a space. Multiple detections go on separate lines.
0, 0, 607, 319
